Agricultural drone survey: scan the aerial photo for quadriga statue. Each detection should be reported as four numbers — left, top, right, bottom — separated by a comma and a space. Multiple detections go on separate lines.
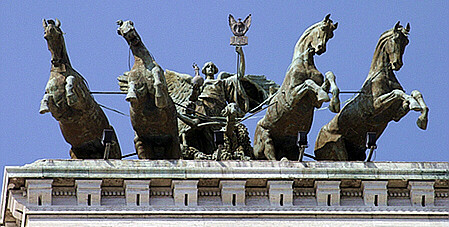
166, 47, 277, 160
314, 22, 429, 161
117, 20, 180, 159
39, 19, 121, 159
253, 14, 340, 160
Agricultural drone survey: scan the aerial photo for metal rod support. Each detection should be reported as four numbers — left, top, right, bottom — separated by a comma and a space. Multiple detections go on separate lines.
298, 146, 306, 162
121, 152, 137, 159
333, 91, 363, 94
91, 91, 127, 94
366, 146, 376, 162
103, 143, 111, 160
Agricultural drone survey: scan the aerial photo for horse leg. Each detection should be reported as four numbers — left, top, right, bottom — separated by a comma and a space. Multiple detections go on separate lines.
411, 90, 429, 130
167, 136, 181, 159
108, 126, 122, 159
374, 89, 420, 113
315, 137, 348, 161
39, 93, 51, 114
134, 134, 151, 159
292, 79, 330, 107
152, 67, 168, 108
253, 121, 275, 160
126, 81, 138, 102
324, 71, 340, 113
40, 78, 58, 114
65, 75, 78, 106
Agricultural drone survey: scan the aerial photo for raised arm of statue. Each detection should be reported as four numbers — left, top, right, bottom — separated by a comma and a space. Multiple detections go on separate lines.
193, 63, 200, 78
236, 46, 245, 79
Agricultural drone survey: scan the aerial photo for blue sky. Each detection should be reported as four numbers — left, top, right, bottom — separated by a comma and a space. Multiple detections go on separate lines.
1, 1, 448, 183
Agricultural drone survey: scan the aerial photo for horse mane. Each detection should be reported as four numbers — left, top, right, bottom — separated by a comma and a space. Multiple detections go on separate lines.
298, 22, 322, 47
55, 32, 90, 89
369, 28, 395, 73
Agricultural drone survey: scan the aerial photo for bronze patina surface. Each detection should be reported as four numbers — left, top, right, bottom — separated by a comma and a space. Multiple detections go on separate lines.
167, 47, 276, 160
117, 20, 180, 160
39, 19, 121, 159
253, 14, 340, 161
314, 22, 429, 161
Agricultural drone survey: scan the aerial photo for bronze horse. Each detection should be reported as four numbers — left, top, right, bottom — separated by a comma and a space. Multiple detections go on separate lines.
314, 22, 429, 161
39, 19, 121, 159
253, 14, 340, 160
117, 20, 180, 159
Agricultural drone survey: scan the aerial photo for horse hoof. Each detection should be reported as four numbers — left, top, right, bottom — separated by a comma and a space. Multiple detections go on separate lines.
125, 94, 137, 102
39, 99, 50, 114
329, 98, 341, 113
125, 92, 137, 102
39, 106, 50, 114
417, 116, 428, 130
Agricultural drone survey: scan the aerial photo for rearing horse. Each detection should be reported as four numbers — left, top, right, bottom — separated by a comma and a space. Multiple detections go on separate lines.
253, 14, 340, 160
117, 20, 180, 159
39, 19, 121, 159
314, 22, 429, 161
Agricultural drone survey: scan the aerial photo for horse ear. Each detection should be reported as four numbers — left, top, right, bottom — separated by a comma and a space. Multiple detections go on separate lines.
333, 22, 338, 30
55, 18, 61, 28
324, 14, 331, 22
116, 20, 123, 26
394, 21, 401, 31
42, 19, 47, 28
405, 23, 410, 33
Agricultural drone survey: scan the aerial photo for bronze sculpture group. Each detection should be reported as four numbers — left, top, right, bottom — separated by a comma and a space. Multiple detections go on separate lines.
39, 15, 428, 162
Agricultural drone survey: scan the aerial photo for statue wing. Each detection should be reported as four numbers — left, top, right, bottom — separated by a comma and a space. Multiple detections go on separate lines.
117, 72, 129, 92
217, 72, 279, 113
229, 14, 237, 35
243, 14, 251, 34
165, 69, 193, 113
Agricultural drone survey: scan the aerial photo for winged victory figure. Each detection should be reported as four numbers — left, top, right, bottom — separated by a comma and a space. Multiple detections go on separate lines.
229, 14, 251, 36
165, 47, 278, 160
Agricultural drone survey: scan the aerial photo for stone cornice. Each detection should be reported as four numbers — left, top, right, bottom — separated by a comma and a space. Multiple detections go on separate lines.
2, 160, 448, 226
5, 160, 449, 180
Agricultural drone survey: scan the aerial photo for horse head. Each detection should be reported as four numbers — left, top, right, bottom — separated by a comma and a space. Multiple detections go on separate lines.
305, 14, 338, 55
43, 18, 69, 66
117, 20, 141, 47
384, 22, 410, 71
